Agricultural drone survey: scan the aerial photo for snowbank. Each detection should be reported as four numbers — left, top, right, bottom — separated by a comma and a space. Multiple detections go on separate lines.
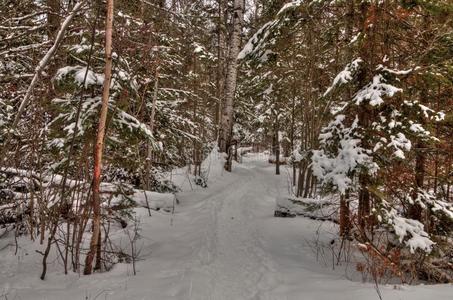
132, 190, 176, 212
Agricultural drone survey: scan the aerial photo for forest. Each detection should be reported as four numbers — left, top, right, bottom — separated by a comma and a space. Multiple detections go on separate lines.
0, 0, 452, 299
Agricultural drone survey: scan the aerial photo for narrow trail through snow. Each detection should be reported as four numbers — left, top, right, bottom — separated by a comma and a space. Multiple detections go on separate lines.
1, 154, 451, 300
193, 161, 282, 300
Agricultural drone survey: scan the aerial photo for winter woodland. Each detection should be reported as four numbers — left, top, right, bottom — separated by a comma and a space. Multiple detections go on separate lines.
0, 0, 452, 299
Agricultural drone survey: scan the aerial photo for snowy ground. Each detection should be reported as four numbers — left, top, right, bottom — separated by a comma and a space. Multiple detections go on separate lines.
0, 153, 452, 300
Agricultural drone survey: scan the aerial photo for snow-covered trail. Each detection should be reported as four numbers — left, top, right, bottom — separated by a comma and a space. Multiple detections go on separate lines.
1, 154, 452, 300
189, 159, 283, 300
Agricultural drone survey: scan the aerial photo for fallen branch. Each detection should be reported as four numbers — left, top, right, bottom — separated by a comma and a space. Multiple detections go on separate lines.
0, 167, 133, 195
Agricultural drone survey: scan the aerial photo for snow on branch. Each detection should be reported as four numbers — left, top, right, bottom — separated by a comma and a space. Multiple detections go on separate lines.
354, 74, 402, 106
50, 95, 155, 147
277, 0, 304, 16
115, 109, 155, 142
238, 0, 307, 62
312, 116, 378, 194
385, 208, 434, 253
10, 0, 86, 130
323, 58, 362, 97
376, 64, 416, 75
416, 189, 453, 220
387, 133, 412, 159
238, 20, 277, 61
55, 65, 104, 88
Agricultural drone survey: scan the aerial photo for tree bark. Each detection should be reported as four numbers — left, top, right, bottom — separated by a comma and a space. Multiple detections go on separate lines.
47, 0, 61, 38
146, 67, 159, 191
339, 0, 354, 234
303, 166, 312, 198
339, 191, 350, 236
215, 0, 226, 139
409, 140, 425, 221
218, 0, 243, 171
84, 0, 114, 275
275, 116, 280, 175
297, 161, 306, 197
357, 1, 373, 231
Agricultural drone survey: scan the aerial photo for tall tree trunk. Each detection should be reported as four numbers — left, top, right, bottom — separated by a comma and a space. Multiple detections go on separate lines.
47, 0, 61, 38
290, 92, 296, 186
46, 0, 61, 77
219, 0, 243, 171
84, 0, 114, 275
339, 0, 354, 234
409, 84, 427, 222
358, 173, 371, 230
303, 166, 312, 198
409, 140, 425, 221
275, 115, 280, 175
146, 67, 159, 190
339, 191, 350, 236
297, 161, 305, 197
271, 129, 277, 155
215, 0, 226, 139
357, 1, 373, 231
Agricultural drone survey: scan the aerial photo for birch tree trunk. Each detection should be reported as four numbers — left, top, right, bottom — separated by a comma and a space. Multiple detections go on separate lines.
219, 0, 243, 172
84, 0, 114, 275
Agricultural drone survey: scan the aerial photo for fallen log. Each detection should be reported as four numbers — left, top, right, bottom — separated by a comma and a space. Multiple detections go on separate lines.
274, 197, 338, 224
